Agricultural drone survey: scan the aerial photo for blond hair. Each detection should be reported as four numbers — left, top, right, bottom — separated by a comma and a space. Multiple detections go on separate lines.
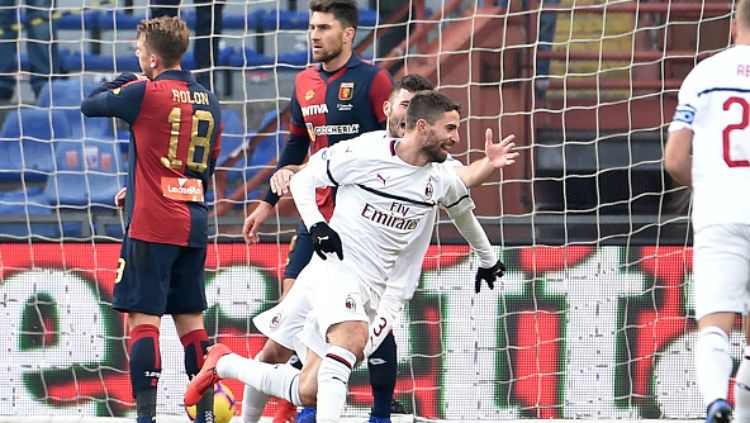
136, 16, 189, 67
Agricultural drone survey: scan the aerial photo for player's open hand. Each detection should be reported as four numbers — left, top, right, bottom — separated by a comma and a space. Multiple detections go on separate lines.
270, 168, 294, 196
114, 187, 127, 209
243, 202, 273, 244
485, 129, 520, 169
309, 222, 344, 260
475, 259, 506, 293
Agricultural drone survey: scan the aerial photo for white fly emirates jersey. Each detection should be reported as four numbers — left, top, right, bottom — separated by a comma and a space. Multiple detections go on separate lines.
669, 45, 750, 230
290, 131, 474, 298
383, 157, 465, 303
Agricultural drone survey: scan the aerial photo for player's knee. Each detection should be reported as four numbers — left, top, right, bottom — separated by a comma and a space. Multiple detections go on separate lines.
128, 312, 160, 330
258, 340, 293, 364
327, 321, 368, 363
697, 312, 735, 336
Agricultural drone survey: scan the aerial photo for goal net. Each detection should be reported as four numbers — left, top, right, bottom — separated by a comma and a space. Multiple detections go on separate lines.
0, 0, 732, 420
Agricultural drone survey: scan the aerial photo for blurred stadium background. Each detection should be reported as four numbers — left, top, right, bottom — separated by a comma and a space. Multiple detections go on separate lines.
0, 0, 733, 420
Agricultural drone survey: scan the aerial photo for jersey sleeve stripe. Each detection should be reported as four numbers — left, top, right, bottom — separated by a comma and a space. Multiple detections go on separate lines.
356, 183, 435, 207
698, 87, 750, 97
444, 194, 471, 209
326, 160, 340, 186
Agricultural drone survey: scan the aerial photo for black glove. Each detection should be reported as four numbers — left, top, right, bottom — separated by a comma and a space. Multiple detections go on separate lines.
309, 222, 343, 261
475, 259, 506, 293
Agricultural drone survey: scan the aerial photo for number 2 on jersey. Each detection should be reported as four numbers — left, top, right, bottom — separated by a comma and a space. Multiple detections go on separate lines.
722, 96, 750, 167
161, 107, 215, 172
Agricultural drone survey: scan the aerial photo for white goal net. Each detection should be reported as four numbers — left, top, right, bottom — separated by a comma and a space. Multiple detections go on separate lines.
0, 0, 734, 420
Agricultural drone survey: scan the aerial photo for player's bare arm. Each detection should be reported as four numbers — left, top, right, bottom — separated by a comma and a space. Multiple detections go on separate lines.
246, 122, 311, 244
665, 128, 693, 186
244, 164, 309, 244
454, 128, 519, 188
114, 187, 127, 209
243, 201, 274, 244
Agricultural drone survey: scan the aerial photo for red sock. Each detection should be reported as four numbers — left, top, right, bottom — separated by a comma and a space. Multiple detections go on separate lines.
180, 328, 210, 379
128, 324, 161, 396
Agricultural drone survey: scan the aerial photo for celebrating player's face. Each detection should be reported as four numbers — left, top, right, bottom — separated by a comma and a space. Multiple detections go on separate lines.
387, 89, 417, 138
422, 110, 461, 163
135, 35, 154, 79
309, 12, 345, 64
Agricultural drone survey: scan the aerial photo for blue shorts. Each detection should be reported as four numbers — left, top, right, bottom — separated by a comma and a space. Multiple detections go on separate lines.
283, 222, 314, 280
112, 236, 208, 316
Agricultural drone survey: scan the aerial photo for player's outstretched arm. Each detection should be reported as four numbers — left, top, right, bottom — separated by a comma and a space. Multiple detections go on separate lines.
455, 129, 519, 188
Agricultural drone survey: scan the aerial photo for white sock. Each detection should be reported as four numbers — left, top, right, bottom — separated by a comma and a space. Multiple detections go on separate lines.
735, 346, 750, 423
217, 353, 302, 406
695, 327, 733, 408
317, 346, 356, 423
239, 350, 274, 423
241, 383, 269, 423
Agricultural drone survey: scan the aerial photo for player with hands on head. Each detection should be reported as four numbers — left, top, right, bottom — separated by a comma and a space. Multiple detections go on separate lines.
665, 0, 750, 422
81, 15, 223, 423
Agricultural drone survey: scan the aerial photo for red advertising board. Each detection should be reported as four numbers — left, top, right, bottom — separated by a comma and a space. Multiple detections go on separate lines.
0, 243, 715, 419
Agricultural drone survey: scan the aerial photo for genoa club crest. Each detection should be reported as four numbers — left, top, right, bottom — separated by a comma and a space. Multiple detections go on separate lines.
338, 82, 354, 101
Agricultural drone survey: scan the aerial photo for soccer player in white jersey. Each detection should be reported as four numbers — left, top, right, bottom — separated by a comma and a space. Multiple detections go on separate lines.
185, 91, 510, 421
665, 1, 750, 422
224, 75, 517, 423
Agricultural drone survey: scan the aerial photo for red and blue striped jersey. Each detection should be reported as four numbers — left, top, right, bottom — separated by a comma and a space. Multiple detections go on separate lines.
81, 70, 223, 247
265, 54, 393, 218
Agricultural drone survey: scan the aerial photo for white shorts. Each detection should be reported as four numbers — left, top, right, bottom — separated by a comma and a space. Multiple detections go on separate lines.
298, 257, 377, 359
693, 224, 750, 320
252, 274, 312, 351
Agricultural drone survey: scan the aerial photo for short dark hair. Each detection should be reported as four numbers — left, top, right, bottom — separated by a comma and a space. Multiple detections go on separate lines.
406, 91, 461, 130
309, 0, 359, 31
390, 74, 434, 100
137, 16, 189, 67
